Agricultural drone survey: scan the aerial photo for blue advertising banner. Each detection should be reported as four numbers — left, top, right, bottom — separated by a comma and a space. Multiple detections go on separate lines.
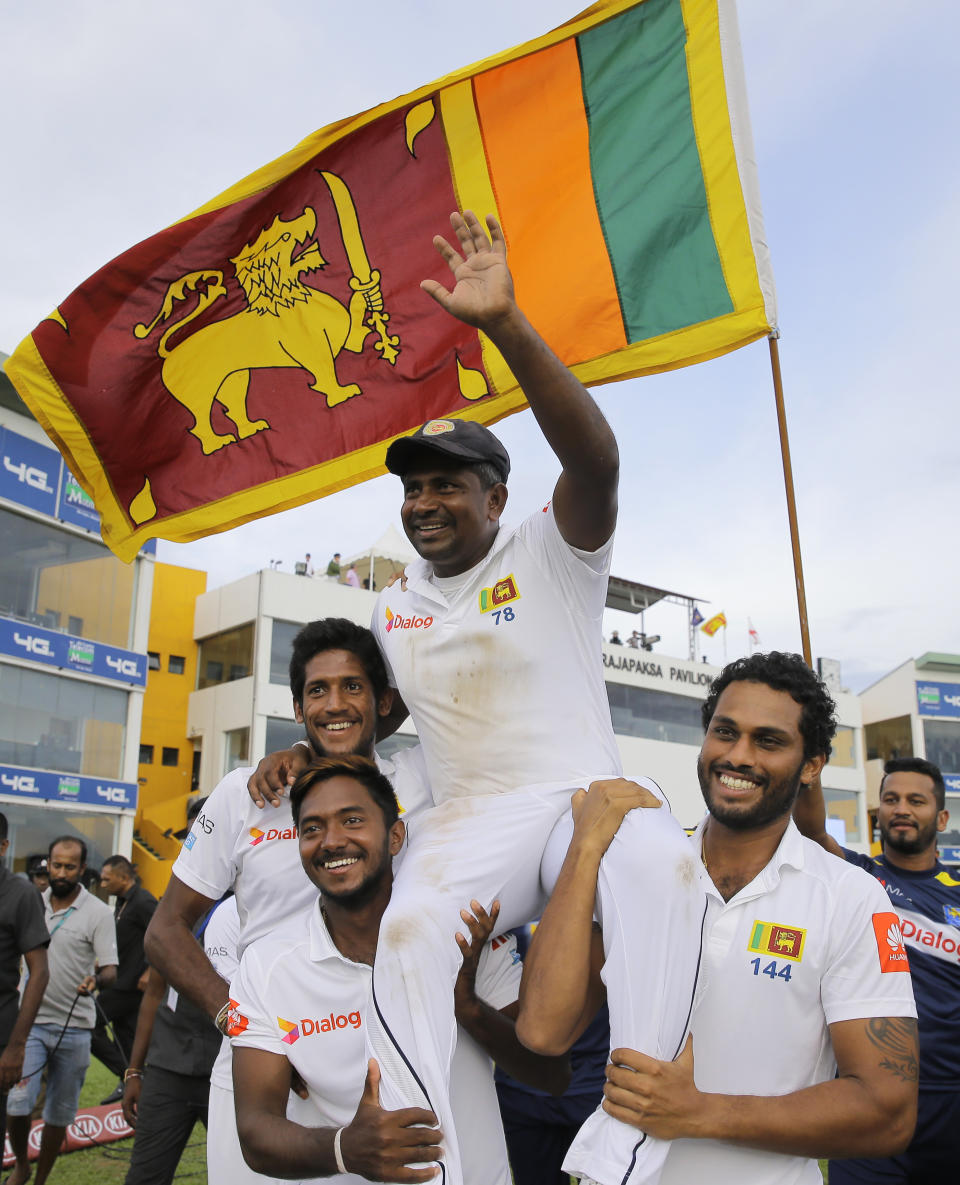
0, 764, 137, 810
0, 616, 147, 687
944, 775, 960, 795
0, 425, 156, 553
57, 467, 100, 530
915, 681, 960, 719
940, 846, 960, 864
0, 425, 60, 518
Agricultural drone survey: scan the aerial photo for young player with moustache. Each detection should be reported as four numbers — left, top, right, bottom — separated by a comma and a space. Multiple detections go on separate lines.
249, 211, 704, 1185
522, 653, 919, 1185
232, 756, 568, 1182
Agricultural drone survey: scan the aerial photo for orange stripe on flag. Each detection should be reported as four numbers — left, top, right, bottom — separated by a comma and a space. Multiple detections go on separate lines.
473, 43, 626, 365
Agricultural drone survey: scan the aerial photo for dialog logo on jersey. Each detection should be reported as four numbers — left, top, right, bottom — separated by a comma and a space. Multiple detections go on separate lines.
872, 912, 909, 972
277, 1011, 362, 1038
747, 920, 806, 962
278, 1017, 300, 1045
249, 825, 297, 846
478, 574, 520, 613
384, 606, 433, 633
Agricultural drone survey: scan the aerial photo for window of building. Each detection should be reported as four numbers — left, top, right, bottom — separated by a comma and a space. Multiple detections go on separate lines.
147, 652, 161, 671
191, 744, 202, 792
168, 655, 185, 675
823, 786, 860, 844
922, 719, 960, 776
223, 728, 250, 776
270, 620, 301, 685
828, 726, 858, 769
605, 683, 704, 746
161, 746, 179, 767
3, 801, 119, 879
139, 744, 154, 765
198, 625, 254, 690
864, 716, 913, 763
0, 506, 136, 648
0, 666, 126, 779
264, 717, 308, 756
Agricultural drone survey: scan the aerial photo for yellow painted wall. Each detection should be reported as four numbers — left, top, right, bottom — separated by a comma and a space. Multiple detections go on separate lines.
136, 563, 206, 891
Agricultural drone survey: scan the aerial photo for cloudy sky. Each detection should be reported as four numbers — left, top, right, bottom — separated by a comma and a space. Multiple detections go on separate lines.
2, 0, 957, 691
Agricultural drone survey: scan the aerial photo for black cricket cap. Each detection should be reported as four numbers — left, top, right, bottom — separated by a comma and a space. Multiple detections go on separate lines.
384, 419, 510, 483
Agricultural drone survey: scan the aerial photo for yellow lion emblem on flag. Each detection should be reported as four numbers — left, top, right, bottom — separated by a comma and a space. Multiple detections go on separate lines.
134, 173, 399, 455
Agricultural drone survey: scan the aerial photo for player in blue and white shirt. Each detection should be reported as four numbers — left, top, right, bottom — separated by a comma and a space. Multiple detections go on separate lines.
797, 755, 960, 1183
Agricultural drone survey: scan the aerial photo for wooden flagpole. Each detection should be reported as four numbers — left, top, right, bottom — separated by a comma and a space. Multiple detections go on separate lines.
768, 334, 813, 667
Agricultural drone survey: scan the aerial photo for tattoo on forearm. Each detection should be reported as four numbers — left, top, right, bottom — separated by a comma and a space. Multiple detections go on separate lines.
866, 1017, 918, 1083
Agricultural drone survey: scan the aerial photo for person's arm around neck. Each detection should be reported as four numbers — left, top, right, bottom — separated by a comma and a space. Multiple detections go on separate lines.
144, 875, 227, 1019
793, 772, 845, 858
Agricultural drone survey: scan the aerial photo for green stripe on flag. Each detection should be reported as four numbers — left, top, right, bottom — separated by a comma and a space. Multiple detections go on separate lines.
577, 0, 733, 342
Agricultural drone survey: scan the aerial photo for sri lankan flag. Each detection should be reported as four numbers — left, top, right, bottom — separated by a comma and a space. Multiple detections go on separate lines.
5, 0, 775, 561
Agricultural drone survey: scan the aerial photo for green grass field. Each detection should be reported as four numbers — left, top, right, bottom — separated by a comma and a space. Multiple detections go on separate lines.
12, 1058, 207, 1184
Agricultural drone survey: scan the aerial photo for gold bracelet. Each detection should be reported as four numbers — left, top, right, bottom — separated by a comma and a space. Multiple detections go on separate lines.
213, 999, 232, 1035
123, 1068, 143, 1082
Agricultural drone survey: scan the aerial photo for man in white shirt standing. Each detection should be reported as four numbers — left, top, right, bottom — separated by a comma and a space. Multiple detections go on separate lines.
232, 755, 567, 1181
520, 652, 919, 1185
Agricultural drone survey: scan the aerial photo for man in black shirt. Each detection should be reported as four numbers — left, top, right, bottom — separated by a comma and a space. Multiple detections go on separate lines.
93, 855, 157, 1101
0, 813, 50, 1136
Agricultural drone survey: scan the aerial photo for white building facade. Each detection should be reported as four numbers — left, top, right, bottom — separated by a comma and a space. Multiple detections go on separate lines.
860, 653, 960, 864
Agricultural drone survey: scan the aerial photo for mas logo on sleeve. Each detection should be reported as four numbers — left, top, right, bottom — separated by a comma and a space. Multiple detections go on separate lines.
872, 912, 910, 972
747, 920, 806, 962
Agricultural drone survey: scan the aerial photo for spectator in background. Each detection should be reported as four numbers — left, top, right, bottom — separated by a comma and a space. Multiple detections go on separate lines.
0, 814, 50, 1143
609, 629, 622, 645
627, 631, 641, 649
121, 800, 230, 1185
344, 562, 361, 588
6, 836, 118, 1185
94, 855, 158, 1104
26, 856, 49, 893
303, 553, 314, 577
326, 552, 341, 578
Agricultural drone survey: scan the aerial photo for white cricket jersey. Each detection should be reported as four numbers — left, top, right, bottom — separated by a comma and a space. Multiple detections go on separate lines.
231, 903, 522, 1185
372, 503, 621, 802
566, 820, 918, 1185
174, 748, 429, 1091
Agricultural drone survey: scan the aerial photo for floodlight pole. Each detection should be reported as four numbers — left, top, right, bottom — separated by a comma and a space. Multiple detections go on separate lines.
768, 333, 812, 667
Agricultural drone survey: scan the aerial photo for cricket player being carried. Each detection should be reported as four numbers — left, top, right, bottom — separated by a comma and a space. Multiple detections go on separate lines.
252, 212, 705, 1185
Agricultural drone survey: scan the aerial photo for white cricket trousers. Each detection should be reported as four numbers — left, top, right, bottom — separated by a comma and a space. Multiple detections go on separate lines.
366, 776, 705, 1185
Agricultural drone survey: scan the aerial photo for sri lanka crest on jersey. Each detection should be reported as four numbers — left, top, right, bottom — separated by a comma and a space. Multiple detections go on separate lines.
479, 574, 520, 613
747, 920, 806, 963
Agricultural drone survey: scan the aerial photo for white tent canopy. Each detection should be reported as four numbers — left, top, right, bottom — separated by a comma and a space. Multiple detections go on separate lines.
341, 525, 415, 591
